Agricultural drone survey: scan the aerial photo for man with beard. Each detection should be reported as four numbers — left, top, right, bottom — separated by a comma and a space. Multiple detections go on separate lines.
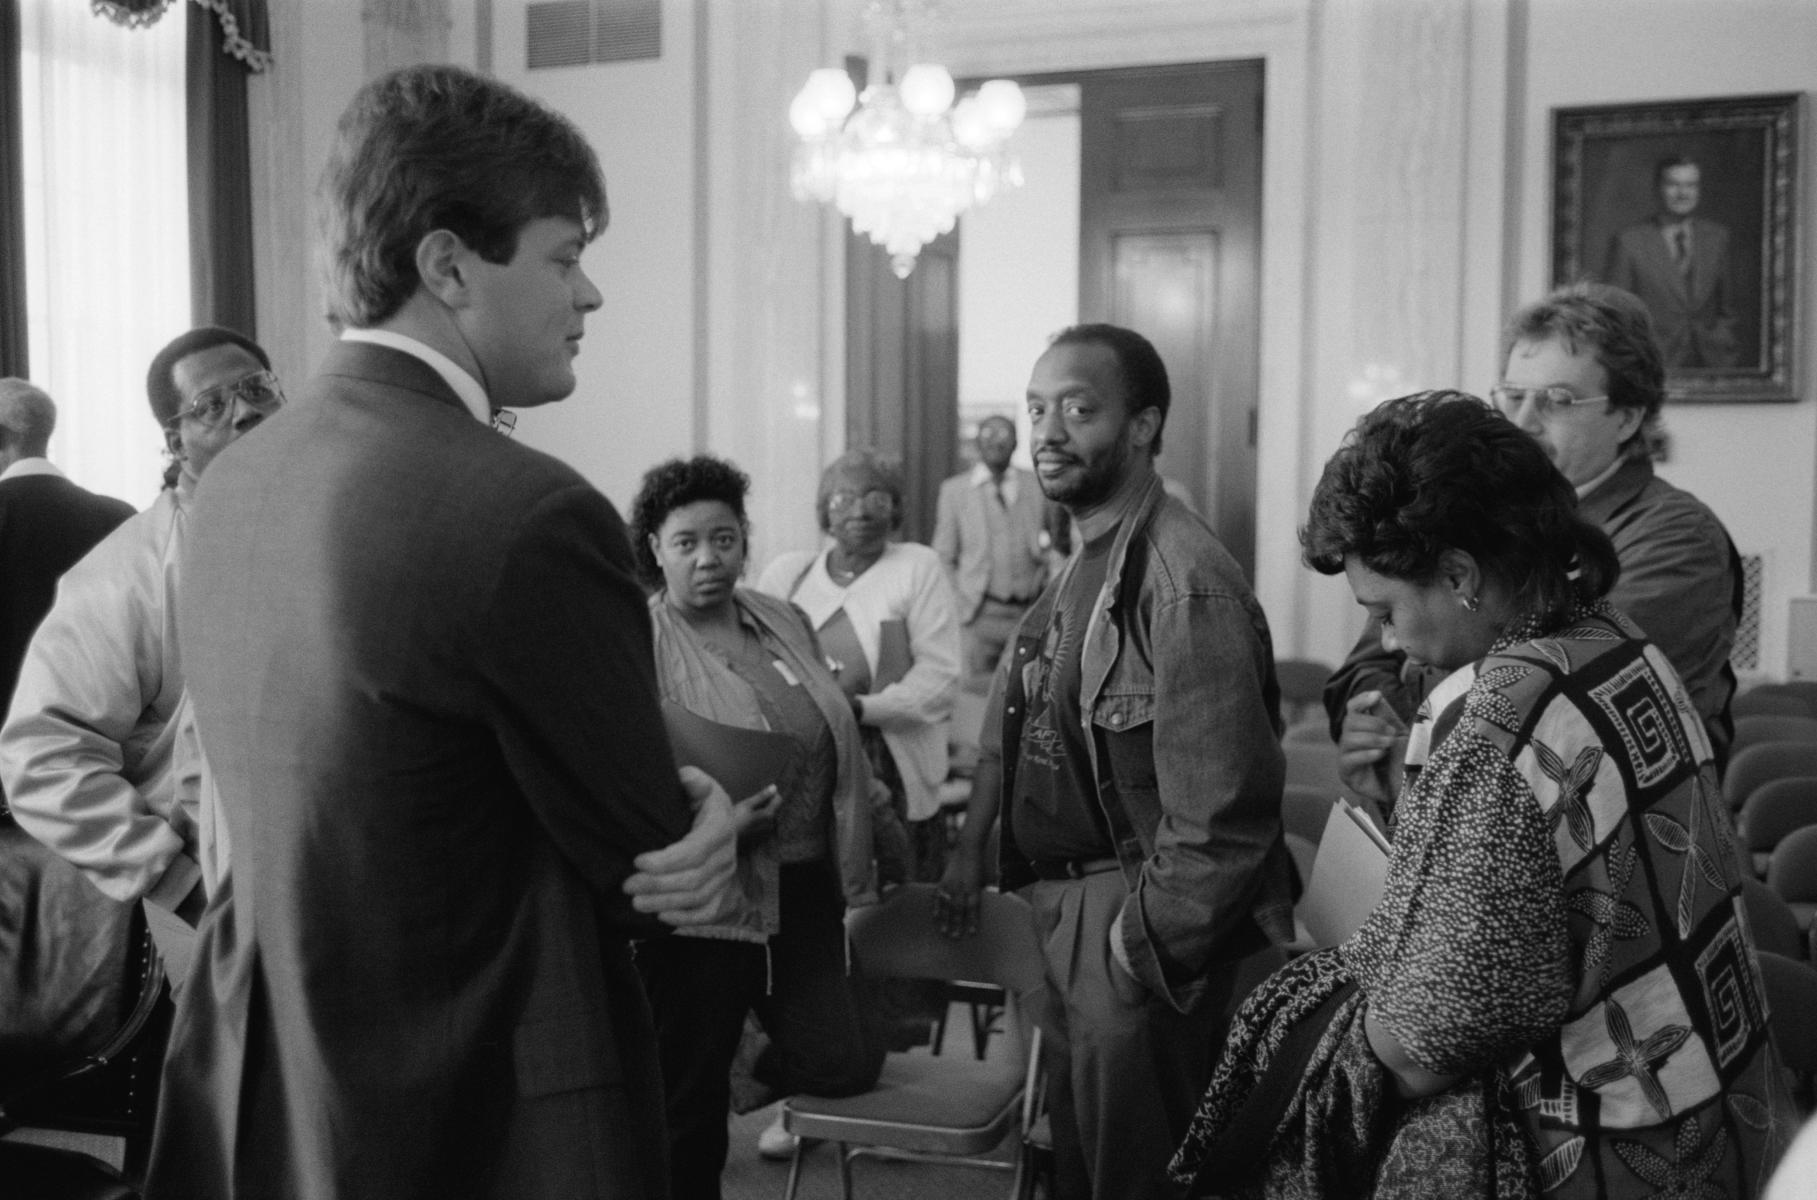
934, 324, 1293, 1199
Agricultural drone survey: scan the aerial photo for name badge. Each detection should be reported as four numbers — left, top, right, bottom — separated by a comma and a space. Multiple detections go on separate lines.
773, 660, 801, 687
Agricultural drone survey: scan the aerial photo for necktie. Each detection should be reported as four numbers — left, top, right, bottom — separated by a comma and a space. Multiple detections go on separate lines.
992, 478, 1006, 507
1673, 226, 1691, 274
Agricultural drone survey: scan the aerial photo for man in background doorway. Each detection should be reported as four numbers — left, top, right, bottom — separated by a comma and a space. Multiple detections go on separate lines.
1603, 154, 1739, 368
933, 415, 1051, 692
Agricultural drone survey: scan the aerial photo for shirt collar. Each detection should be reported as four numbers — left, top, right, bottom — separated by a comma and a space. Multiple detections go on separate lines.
969, 462, 1017, 501
1575, 455, 1625, 500
0, 456, 62, 484
340, 328, 491, 424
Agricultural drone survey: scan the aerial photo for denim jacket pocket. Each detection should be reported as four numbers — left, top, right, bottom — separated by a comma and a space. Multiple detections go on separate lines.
1092, 690, 1154, 739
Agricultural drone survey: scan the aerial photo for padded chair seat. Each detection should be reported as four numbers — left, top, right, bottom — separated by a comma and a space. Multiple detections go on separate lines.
786, 1052, 1023, 1156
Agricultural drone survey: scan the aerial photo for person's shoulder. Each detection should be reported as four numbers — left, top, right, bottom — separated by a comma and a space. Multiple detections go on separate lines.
884, 540, 943, 572
1139, 496, 1249, 593
756, 548, 817, 595
1627, 464, 1731, 542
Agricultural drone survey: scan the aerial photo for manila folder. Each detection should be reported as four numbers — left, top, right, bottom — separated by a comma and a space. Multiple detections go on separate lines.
662, 700, 795, 802
1301, 800, 1391, 948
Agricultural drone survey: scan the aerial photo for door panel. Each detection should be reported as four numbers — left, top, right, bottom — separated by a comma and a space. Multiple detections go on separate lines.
1080, 61, 1262, 579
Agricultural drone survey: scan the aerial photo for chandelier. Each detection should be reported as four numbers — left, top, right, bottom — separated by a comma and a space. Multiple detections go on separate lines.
788, 1, 1026, 279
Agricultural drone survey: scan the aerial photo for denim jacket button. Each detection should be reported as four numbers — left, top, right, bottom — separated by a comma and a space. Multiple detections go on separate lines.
1109, 712, 1123, 726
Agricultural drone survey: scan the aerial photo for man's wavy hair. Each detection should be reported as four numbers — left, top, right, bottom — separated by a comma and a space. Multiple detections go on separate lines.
317, 64, 607, 329
629, 455, 752, 590
1301, 390, 1620, 625
1501, 282, 1664, 458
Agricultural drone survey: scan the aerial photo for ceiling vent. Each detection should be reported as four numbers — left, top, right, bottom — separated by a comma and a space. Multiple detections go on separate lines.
526, 0, 660, 70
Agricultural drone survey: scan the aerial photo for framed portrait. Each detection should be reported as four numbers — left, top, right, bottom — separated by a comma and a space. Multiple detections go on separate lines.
1552, 93, 1801, 403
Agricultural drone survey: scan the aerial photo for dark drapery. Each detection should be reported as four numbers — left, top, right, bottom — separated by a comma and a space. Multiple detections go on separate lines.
1, 0, 27, 377
186, 0, 269, 337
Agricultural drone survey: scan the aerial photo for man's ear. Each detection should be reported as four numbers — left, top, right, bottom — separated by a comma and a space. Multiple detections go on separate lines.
1128, 405, 1162, 454
415, 229, 473, 308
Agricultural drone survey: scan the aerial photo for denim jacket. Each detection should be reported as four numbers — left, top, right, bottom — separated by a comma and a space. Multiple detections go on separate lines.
984, 472, 1294, 1012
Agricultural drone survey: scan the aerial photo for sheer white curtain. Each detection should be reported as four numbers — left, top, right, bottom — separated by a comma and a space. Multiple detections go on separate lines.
20, 0, 188, 512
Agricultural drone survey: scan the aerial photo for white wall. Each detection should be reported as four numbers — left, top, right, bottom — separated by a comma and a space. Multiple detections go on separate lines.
493, 0, 700, 513
957, 91, 1082, 470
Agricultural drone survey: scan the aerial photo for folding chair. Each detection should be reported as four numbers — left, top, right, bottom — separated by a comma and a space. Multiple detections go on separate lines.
1734, 715, 1817, 757
1759, 951, 1817, 1113
1740, 776, 1817, 877
1742, 877, 1806, 961
1733, 690, 1815, 721
781, 884, 1048, 1200
1724, 743, 1817, 812
1768, 825, 1817, 936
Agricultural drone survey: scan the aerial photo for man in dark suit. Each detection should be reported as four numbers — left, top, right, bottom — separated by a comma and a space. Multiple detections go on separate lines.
0, 379, 133, 718
145, 66, 739, 1200
1603, 155, 1740, 368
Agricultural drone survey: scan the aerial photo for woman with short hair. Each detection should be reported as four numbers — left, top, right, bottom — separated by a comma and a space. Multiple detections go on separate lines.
1172, 391, 1789, 1198
630, 453, 906, 1198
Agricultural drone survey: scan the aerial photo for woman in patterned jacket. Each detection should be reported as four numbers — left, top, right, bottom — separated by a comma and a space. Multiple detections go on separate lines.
1171, 391, 1790, 1198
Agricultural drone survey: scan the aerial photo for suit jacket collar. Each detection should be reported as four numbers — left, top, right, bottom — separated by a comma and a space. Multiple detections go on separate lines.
1577, 454, 1652, 526
317, 339, 471, 418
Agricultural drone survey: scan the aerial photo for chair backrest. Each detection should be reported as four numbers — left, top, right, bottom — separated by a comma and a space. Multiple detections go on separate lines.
1733, 690, 1815, 721
1742, 777, 1817, 853
1768, 826, 1817, 905
1743, 878, 1807, 960
848, 885, 1046, 1005
1725, 743, 1817, 811
1735, 715, 1817, 756
1759, 951, 1817, 1076
1753, 682, 1817, 720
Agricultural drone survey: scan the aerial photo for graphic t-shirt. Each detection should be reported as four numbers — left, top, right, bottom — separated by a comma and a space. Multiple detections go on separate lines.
1009, 528, 1117, 862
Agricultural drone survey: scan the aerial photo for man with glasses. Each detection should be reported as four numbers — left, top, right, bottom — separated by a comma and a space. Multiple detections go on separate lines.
0, 326, 282, 985
1326, 283, 1741, 784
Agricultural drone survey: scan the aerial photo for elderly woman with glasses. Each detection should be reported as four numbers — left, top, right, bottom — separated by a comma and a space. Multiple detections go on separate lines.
0, 327, 283, 985
1170, 392, 1789, 1199
757, 450, 961, 886
629, 454, 907, 1197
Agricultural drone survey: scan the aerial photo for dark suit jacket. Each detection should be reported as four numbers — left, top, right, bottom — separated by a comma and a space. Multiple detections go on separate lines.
145, 343, 693, 1200
1604, 216, 1738, 368
0, 470, 134, 726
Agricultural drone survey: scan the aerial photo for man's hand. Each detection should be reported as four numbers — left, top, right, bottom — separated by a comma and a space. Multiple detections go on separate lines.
1337, 690, 1408, 805
623, 766, 740, 926
934, 844, 985, 940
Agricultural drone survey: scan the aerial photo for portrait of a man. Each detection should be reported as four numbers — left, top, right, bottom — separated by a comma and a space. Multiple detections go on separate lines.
1552, 93, 1799, 402
1602, 157, 1737, 368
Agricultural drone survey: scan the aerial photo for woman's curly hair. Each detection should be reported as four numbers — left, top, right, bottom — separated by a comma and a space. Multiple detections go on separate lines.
1301, 390, 1619, 623
629, 454, 752, 589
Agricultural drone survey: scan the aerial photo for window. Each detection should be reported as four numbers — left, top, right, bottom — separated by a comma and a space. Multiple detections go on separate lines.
20, 0, 188, 509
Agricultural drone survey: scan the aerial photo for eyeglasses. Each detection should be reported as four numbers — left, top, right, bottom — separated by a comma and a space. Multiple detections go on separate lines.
169, 370, 285, 429
1489, 385, 1610, 417
826, 489, 896, 517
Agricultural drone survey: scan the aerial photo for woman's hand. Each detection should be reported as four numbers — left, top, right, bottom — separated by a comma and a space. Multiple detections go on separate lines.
731, 784, 782, 841
1338, 690, 1408, 804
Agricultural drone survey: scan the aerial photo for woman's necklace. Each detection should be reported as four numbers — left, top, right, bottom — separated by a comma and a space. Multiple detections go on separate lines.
826, 547, 881, 587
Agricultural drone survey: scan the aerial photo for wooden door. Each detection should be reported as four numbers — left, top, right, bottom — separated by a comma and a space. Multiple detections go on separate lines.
1079, 61, 1263, 579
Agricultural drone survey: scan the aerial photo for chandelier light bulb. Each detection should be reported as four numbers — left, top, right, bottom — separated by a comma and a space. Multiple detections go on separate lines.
976, 79, 1027, 134
789, 89, 829, 138
898, 63, 955, 118
805, 67, 857, 124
